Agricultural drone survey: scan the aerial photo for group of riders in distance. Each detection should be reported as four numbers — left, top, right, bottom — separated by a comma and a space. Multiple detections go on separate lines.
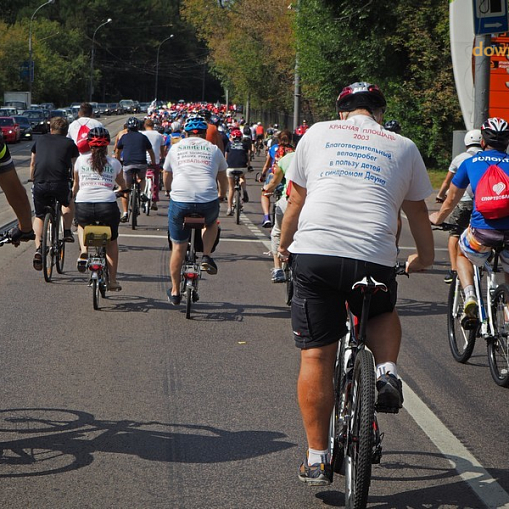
2, 81, 509, 505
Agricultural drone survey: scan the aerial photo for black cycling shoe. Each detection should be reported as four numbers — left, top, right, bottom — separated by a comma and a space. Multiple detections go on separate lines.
376, 373, 403, 413
201, 255, 217, 275
444, 269, 456, 284
166, 289, 181, 306
64, 229, 75, 243
33, 248, 42, 271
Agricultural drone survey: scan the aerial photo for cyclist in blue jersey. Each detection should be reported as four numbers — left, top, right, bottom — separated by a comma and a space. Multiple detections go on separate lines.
430, 117, 509, 325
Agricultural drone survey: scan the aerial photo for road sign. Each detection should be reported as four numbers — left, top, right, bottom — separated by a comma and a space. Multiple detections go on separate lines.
473, 0, 509, 34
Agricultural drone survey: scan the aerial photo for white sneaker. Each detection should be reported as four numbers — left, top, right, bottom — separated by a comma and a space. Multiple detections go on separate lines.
226, 208, 233, 216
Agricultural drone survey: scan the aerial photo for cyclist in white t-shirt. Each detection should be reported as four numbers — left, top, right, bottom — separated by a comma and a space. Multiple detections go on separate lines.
67, 103, 103, 149
73, 127, 127, 291
279, 82, 434, 486
142, 118, 166, 210
162, 117, 228, 305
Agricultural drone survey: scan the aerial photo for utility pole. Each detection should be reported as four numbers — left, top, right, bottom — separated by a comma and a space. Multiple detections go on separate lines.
473, 33, 491, 128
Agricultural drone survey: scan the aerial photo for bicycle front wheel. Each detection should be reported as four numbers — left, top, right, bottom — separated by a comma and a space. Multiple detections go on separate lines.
42, 212, 55, 282
447, 273, 477, 363
488, 284, 509, 387
145, 180, 152, 216
344, 348, 375, 509
235, 187, 241, 225
55, 209, 66, 274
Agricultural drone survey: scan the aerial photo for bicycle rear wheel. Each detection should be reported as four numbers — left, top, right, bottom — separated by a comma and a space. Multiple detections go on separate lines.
42, 212, 55, 282
235, 186, 241, 225
92, 279, 100, 310
185, 285, 192, 319
447, 274, 477, 363
55, 208, 66, 274
130, 186, 138, 230
344, 348, 375, 509
488, 284, 509, 387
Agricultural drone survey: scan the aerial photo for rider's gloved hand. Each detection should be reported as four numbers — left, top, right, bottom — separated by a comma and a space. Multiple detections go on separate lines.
8, 226, 35, 246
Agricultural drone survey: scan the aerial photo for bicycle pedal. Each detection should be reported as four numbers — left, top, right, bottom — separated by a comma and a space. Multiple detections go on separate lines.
461, 316, 479, 330
192, 292, 200, 303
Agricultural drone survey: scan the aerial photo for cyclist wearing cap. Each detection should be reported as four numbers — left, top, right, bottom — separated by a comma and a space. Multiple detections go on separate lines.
279, 81, 434, 485
225, 128, 251, 216
73, 127, 127, 291
430, 117, 509, 327
163, 117, 228, 305
434, 129, 483, 284
115, 117, 156, 222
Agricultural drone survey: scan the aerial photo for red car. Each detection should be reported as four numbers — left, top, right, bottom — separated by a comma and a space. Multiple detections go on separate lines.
0, 117, 21, 143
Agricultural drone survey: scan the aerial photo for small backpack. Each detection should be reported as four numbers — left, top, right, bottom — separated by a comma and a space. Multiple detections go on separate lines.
76, 120, 91, 153
475, 159, 509, 219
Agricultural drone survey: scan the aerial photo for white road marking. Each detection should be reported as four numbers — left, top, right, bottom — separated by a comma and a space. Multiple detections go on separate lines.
403, 380, 509, 508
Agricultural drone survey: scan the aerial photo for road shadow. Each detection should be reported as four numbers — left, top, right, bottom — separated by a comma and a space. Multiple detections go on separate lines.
0, 408, 295, 478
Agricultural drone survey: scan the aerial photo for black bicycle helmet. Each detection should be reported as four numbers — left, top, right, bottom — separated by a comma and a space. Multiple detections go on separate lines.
384, 119, 402, 134
126, 117, 140, 130
481, 117, 509, 150
87, 127, 110, 147
336, 82, 386, 113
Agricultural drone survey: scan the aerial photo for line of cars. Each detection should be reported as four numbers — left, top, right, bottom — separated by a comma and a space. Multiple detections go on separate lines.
0, 99, 147, 143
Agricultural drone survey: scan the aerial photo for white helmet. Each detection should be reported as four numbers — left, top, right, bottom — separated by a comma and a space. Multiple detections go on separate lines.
464, 129, 482, 147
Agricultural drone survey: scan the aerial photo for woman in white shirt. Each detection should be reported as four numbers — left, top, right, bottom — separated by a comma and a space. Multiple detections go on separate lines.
72, 127, 127, 291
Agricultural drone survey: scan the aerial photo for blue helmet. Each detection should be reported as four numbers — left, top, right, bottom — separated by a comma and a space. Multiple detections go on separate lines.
184, 117, 208, 133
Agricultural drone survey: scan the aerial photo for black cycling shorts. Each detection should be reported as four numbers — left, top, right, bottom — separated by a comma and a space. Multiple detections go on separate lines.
33, 182, 72, 219
290, 254, 398, 349
74, 202, 121, 240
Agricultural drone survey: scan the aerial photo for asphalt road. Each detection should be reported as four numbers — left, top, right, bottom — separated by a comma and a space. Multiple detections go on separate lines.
0, 124, 508, 508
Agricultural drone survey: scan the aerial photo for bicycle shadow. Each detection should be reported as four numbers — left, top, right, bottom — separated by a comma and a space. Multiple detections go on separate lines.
315, 450, 509, 508
174, 300, 291, 322
0, 408, 295, 478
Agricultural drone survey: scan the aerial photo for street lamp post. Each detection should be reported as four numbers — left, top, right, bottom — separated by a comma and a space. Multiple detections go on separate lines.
29, 0, 55, 102
89, 18, 112, 103
155, 34, 174, 101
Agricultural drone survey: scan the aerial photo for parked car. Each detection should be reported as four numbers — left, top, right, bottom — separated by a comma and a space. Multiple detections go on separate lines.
119, 99, 137, 113
39, 102, 56, 111
97, 103, 108, 115
23, 110, 49, 134
12, 116, 33, 140
139, 102, 150, 113
0, 117, 21, 143
0, 107, 20, 116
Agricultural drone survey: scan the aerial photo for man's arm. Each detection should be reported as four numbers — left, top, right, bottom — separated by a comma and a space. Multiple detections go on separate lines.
30, 153, 36, 181
147, 148, 156, 166
163, 171, 172, 193
0, 169, 32, 232
429, 183, 466, 225
263, 165, 284, 193
402, 199, 435, 272
436, 171, 455, 202
279, 182, 307, 256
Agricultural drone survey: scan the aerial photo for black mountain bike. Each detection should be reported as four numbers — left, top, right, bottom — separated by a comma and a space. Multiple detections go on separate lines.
41, 196, 66, 282
329, 263, 407, 508
231, 170, 244, 225
128, 169, 144, 230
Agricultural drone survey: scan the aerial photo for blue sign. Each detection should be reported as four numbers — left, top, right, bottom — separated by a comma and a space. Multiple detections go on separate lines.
473, 0, 509, 35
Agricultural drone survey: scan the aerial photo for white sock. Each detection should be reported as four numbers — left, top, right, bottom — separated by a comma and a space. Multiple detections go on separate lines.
464, 285, 475, 299
376, 362, 398, 379
308, 448, 328, 465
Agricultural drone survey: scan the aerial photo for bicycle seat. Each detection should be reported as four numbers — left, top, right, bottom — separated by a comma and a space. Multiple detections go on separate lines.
183, 214, 205, 229
84, 225, 112, 247
352, 276, 388, 293
231, 170, 244, 176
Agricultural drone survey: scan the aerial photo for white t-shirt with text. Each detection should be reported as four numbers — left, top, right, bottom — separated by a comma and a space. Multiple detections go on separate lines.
286, 115, 433, 267
163, 137, 227, 203
74, 154, 122, 203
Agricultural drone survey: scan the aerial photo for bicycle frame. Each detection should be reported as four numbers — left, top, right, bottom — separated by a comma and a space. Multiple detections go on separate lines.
471, 252, 501, 339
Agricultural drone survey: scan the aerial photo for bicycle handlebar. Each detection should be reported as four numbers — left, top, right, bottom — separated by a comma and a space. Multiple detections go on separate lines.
431, 221, 463, 234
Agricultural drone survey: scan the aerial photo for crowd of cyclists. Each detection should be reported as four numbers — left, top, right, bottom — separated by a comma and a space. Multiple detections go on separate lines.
3, 84, 509, 490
